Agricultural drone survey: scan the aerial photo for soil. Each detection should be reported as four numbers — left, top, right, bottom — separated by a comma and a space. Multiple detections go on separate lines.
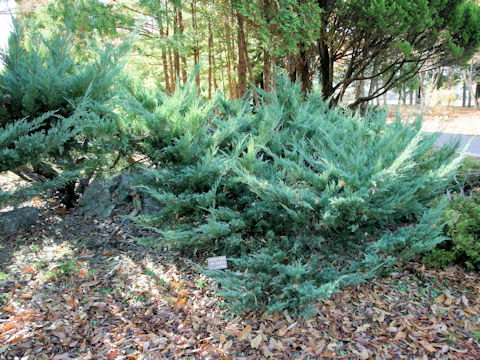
1, 170, 480, 359
388, 106, 480, 135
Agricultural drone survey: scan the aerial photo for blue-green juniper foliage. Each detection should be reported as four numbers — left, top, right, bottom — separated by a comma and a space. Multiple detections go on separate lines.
130, 77, 462, 316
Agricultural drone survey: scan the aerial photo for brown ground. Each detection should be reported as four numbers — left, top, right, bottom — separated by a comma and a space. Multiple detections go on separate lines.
388, 106, 480, 136
0, 192, 479, 359
1, 118, 480, 359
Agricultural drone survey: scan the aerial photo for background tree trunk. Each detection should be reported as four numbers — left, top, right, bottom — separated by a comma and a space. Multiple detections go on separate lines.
236, 12, 247, 98
191, 0, 200, 93
173, 7, 180, 83
178, 7, 187, 85
159, 19, 170, 93
208, 20, 213, 99
263, 48, 271, 92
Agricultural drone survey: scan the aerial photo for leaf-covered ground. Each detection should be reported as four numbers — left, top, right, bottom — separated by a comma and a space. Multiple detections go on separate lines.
388, 106, 480, 136
1, 200, 480, 359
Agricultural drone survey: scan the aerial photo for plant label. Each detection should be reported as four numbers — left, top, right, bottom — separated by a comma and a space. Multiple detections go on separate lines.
207, 256, 228, 270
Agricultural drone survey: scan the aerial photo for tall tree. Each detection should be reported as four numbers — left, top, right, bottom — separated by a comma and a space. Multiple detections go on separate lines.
236, 10, 247, 98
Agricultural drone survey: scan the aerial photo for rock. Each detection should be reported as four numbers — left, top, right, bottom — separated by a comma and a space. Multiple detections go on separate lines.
78, 172, 164, 218
141, 191, 164, 215
0, 206, 39, 235
114, 172, 138, 204
78, 180, 116, 218
114, 171, 163, 215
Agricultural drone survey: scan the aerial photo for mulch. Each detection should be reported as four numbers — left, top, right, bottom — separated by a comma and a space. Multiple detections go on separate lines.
0, 199, 479, 359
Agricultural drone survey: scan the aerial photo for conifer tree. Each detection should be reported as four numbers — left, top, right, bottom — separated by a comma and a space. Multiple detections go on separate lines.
0, 21, 128, 206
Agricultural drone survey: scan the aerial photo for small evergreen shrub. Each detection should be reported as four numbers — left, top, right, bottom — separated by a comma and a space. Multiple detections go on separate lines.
132, 78, 461, 316
0, 21, 127, 206
425, 192, 480, 270
451, 157, 480, 194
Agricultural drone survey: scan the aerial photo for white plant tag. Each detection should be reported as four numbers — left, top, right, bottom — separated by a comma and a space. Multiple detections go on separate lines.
207, 256, 228, 270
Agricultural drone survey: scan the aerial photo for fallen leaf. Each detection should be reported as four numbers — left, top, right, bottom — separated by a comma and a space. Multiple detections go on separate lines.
394, 331, 406, 341
277, 326, 287, 336
274, 339, 284, 351
223, 340, 233, 352
356, 323, 370, 333
250, 333, 262, 349
420, 340, 436, 353
263, 345, 273, 357
0, 322, 15, 332
238, 324, 252, 340
52, 353, 70, 360
354, 346, 370, 360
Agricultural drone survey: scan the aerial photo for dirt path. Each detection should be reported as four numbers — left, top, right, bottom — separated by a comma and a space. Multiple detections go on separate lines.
421, 108, 480, 136
388, 106, 480, 136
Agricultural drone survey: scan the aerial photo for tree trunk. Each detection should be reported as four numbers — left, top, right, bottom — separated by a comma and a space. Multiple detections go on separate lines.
464, 68, 478, 109
221, 49, 226, 96
168, 47, 175, 92
298, 50, 312, 96
63, 182, 77, 209
318, 32, 334, 102
231, 37, 238, 100
224, 16, 235, 99
272, 62, 277, 91
356, 80, 364, 102
288, 50, 312, 97
208, 21, 213, 99
225, 43, 234, 99
177, 7, 187, 85
364, 63, 378, 114
165, 1, 175, 92
159, 18, 170, 93
463, 81, 467, 107
212, 50, 218, 92
263, 48, 271, 92
241, 23, 259, 105
476, 83, 480, 108
236, 12, 247, 98
191, 0, 200, 92
173, 8, 180, 83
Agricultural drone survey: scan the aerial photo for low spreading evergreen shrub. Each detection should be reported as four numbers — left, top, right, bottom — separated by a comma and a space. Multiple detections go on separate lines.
425, 192, 480, 270
451, 157, 480, 194
0, 21, 127, 206
132, 78, 461, 316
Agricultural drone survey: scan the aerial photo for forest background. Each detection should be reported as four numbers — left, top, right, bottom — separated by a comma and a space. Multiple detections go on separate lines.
2, 0, 479, 112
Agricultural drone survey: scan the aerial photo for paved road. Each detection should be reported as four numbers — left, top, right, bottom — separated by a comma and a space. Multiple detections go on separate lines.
431, 133, 480, 157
